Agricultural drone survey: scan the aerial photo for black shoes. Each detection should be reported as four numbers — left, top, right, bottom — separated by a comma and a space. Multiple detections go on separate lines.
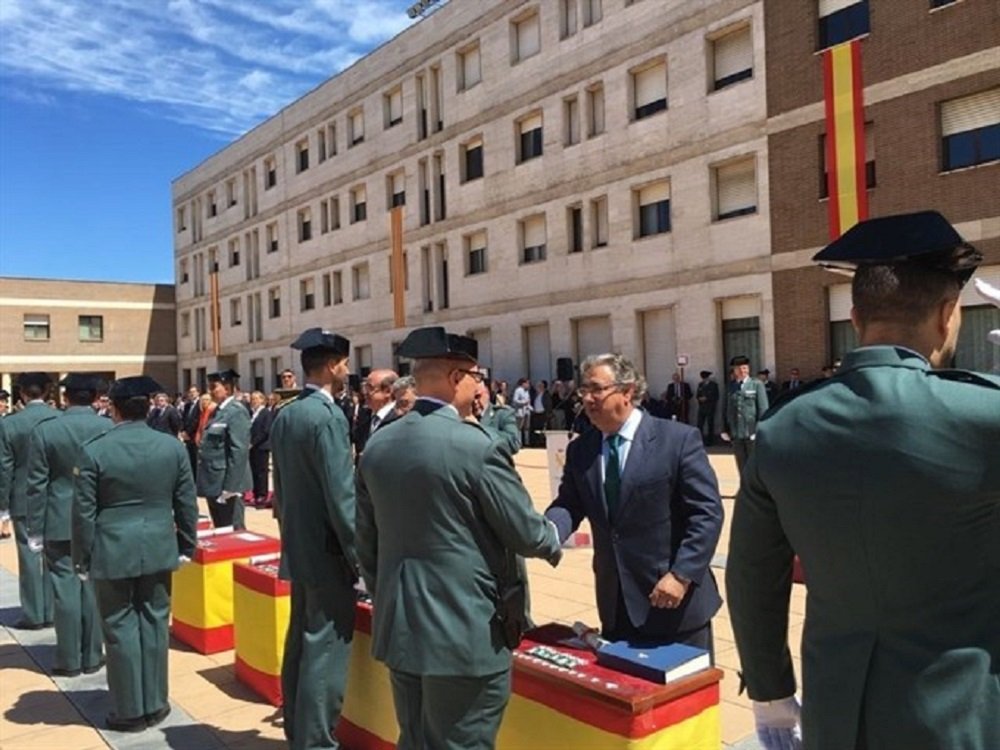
52, 666, 81, 678
145, 705, 172, 728
12, 619, 52, 630
82, 660, 105, 675
106, 713, 147, 733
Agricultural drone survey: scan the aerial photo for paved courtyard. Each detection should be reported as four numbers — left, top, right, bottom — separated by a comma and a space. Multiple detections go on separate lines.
0, 446, 801, 749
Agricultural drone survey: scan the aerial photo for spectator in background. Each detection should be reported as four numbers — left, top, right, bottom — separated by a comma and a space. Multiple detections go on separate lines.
664, 372, 693, 422
530, 379, 552, 446
757, 370, 778, 406
512, 378, 532, 447
696, 370, 720, 446
248, 391, 273, 508
389, 376, 417, 419
781, 368, 804, 392
146, 392, 182, 438
194, 393, 215, 447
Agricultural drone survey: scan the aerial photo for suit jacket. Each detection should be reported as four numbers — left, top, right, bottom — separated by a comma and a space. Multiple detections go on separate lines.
696, 379, 720, 407
181, 400, 201, 439
546, 412, 723, 636
72, 421, 198, 579
356, 399, 561, 677
147, 404, 182, 436
270, 388, 356, 586
25, 406, 110, 540
250, 407, 273, 451
479, 403, 521, 455
724, 377, 769, 439
727, 346, 1000, 749
353, 406, 374, 454
0, 402, 59, 517
196, 397, 251, 498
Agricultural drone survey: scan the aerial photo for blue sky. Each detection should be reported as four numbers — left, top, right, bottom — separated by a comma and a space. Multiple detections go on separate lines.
0, 0, 414, 284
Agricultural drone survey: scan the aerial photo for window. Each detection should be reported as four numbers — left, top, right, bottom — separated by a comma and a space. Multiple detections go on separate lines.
228, 237, 241, 267
266, 222, 279, 253
635, 181, 670, 237
181, 312, 191, 338
941, 88, 1000, 171
388, 171, 406, 208
560, 0, 578, 38
320, 196, 340, 233
78, 315, 103, 342
180, 258, 189, 284
520, 213, 547, 264
457, 42, 481, 91
465, 230, 487, 275
582, 0, 602, 27
295, 138, 310, 173
176, 206, 187, 232
568, 204, 583, 253
300, 277, 316, 311
632, 60, 667, 120
711, 24, 753, 91
207, 190, 217, 218
355, 345, 373, 377
591, 195, 609, 248
349, 109, 365, 146
384, 86, 403, 128
714, 157, 758, 220
564, 96, 580, 147
264, 156, 277, 189
587, 83, 605, 137
818, 0, 869, 49
23, 313, 50, 341
333, 271, 344, 304
820, 123, 876, 197
298, 207, 312, 242
226, 178, 237, 207
351, 185, 367, 223
319, 122, 337, 162
461, 137, 484, 182
352, 263, 371, 300
388, 250, 409, 293
230, 298, 242, 326
512, 9, 541, 63
517, 112, 543, 163
268, 287, 281, 318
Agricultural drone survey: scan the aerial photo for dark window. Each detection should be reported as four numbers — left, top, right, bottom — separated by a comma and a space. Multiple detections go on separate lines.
519, 127, 543, 162
302, 293, 315, 311
818, 0, 869, 49
522, 244, 546, 263
635, 98, 667, 120
299, 219, 311, 242
266, 167, 276, 189
464, 145, 483, 181
298, 148, 309, 172
437, 173, 447, 221
722, 316, 761, 373
208, 201, 217, 218
468, 247, 486, 275
942, 124, 1000, 171
830, 320, 859, 362
352, 134, 365, 146
639, 199, 670, 237
421, 189, 431, 226
270, 297, 281, 318
268, 239, 278, 253
569, 207, 583, 253
392, 191, 406, 208
714, 67, 753, 91
353, 202, 367, 222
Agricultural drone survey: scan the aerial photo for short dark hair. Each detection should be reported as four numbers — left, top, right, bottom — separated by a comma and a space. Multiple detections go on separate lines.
20, 383, 48, 400
301, 349, 346, 375
65, 389, 96, 406
114, 396, 149, 421
852, 264, 959, 327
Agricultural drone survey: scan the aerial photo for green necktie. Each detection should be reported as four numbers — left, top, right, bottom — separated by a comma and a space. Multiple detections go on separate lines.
604, 434, 622, 520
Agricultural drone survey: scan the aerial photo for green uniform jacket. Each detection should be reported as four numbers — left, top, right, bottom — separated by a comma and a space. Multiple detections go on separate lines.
727, 346, 1000, 749
0, 402, 59, 517
73, 421, 198, 579
356, 400, 561, 677
724, 376, 768, 439
480, 403, 521, 455
196, 397, 251, 498
26, 407, 111, 540
269, 388, 357, 584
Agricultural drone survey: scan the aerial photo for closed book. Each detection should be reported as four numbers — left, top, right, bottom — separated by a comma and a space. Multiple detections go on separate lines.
596, 641, 710, 684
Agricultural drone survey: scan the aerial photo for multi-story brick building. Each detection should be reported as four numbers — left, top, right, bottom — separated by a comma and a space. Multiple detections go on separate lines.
765, 0, 999, 379
172, 0, 999, 399
0, 277, 177, 398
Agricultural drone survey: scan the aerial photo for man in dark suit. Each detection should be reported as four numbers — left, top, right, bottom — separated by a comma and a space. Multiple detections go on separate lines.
781, 368, 803, 392
146, 392, 182, 437
695, 370, 720, 446
545, 353, 723, 654
353, 369, 398, 456
664, 372, 693, 422
180, 386, 201, 475
248, 390, 273, 507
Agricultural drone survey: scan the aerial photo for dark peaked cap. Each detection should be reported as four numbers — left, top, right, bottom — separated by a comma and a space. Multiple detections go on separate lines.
207, 369, 240, 383
813, 211, 982, 284
395, 326, 478, 362
291, 327, 350, 356
108, 376, 164, 400
730, 355, 750, 367
17, 372, 52, 389
60, 373, 104, 391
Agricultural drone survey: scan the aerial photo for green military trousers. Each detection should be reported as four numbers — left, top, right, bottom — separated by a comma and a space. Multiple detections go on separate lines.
45, 540, 103, 673
94, 572, 171, 721
13, 516, 52, 626
389, 668, 512, 750
282, 576, 356, 750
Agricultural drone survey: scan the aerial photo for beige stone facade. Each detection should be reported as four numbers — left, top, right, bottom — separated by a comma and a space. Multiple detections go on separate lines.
0, 277, 177, 397
172, 0, 774, 398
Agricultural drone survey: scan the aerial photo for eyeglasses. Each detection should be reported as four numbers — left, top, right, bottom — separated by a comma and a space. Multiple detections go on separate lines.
576, 382, 623, 398
455, 369, 486, 383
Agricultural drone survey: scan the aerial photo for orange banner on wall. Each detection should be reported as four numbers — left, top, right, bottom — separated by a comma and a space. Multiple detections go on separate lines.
823, 39, 868, 239
390, 207, 405, 328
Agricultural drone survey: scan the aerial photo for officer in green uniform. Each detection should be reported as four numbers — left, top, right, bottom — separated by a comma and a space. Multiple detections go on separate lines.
357, 327, 562, 750
72, 375, 198, 732
474, 379, 521, 455
197, 369, 251, 529
722, 354, 769, 476
25, 374, 109, 676
727, 211, 1000, 749
269, 328, 357, 750
0, 372, 57, 629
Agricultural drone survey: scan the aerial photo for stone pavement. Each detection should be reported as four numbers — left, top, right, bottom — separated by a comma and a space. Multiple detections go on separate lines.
0, 447, 800, 749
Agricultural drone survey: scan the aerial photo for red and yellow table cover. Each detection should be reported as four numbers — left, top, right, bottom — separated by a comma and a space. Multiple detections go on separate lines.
232, 557, 289, 705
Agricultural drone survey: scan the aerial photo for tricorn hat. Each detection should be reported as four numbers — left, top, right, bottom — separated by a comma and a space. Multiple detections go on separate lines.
291, 327, 350, 356
108, 376, 164, 400
395, 326, 478, 362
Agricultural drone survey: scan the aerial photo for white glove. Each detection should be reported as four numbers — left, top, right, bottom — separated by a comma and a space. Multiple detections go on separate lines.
720, 432, 731, 442
27, 535, 44, 553
178, 554, 192, 565
77, 572, 89, 582
753, 696, 803, 750
974, 278, 1000, 345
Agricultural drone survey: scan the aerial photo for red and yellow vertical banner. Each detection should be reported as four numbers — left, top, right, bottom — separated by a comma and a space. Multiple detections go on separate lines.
823, 39, 868, 239
390, 207, 406, 328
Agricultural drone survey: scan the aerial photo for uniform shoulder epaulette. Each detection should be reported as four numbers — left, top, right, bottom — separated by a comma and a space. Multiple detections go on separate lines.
927, 369, 1000, 390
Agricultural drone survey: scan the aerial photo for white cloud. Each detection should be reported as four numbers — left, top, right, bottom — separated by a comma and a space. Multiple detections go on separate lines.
0, 0, 413, 136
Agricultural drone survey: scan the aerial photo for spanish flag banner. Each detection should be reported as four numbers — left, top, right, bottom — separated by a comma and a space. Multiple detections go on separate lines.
390, 207, 406, 328
823, 39, 868, 239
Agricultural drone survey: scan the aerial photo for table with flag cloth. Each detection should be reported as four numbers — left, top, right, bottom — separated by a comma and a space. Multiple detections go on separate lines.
170, 529, 281, 653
